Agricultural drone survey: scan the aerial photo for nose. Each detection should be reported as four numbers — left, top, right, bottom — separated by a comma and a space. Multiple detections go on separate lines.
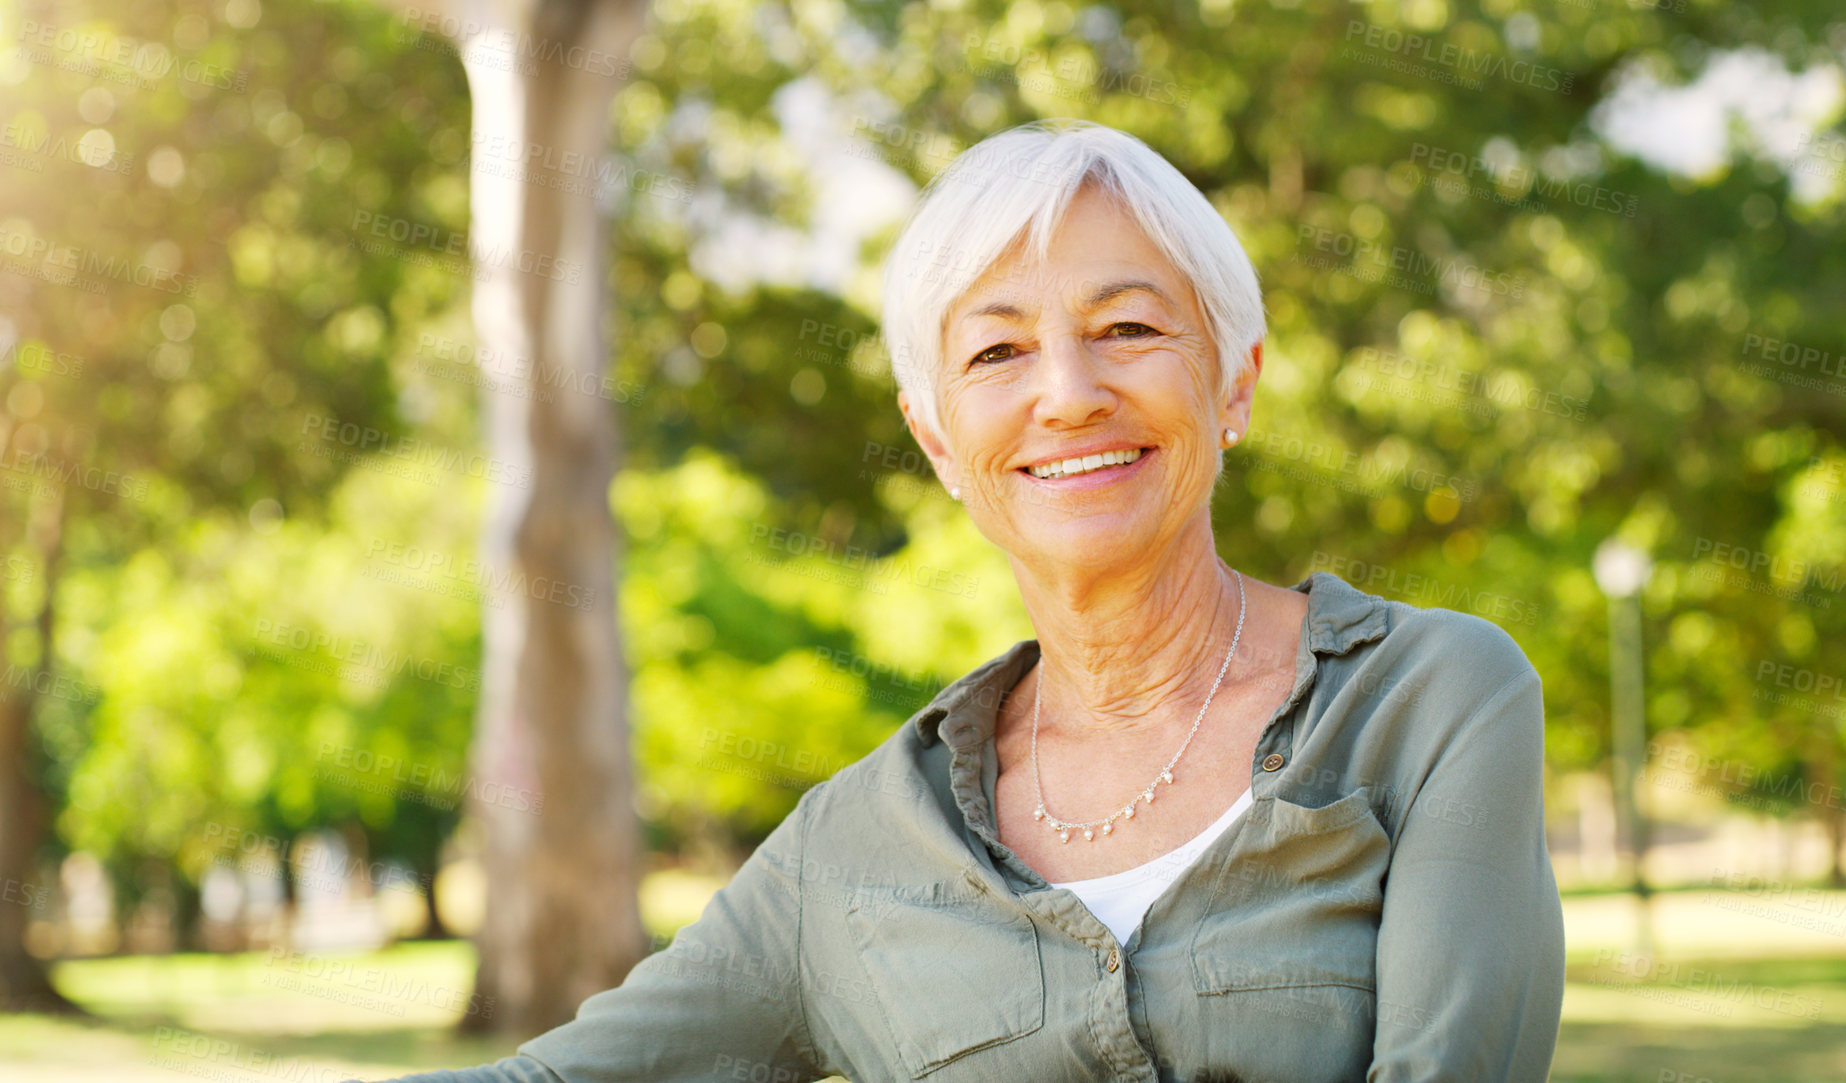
1029, 330, 1116, 429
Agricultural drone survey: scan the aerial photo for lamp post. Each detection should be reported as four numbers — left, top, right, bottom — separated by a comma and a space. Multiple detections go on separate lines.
1594, 539, 1653, 956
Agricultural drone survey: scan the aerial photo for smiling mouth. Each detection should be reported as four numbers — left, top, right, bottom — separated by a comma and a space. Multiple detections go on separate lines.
1022, 447, 1148, 481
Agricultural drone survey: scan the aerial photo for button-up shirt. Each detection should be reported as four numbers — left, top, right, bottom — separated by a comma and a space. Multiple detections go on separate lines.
372, 571, 1565, 1082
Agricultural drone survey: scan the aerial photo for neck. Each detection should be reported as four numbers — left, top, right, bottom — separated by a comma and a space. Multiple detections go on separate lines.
1009, 517, 1250, 740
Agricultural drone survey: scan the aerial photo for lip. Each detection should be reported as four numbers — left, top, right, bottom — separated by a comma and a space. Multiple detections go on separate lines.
1017, 445, 1156, 488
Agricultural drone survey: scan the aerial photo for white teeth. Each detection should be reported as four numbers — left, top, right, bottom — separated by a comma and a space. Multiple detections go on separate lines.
1028, 447, 1143, 479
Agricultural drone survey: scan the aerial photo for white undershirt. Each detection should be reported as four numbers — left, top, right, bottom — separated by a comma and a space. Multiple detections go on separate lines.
1048, 788, 1254, 946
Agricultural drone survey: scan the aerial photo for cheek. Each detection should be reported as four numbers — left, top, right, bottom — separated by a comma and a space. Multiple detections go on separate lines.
1146, 414, 1221, 495
941, 386, 1023, 466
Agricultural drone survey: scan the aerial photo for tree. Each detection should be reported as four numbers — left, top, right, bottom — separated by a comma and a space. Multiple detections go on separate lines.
372, 0, 653, 1034
1, 0, 457, 1005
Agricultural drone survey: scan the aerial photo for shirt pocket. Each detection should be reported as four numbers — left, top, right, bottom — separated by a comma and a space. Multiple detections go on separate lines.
843, 879, 1045, 1078
1182, 789, 1391, 1083
1189, 786, 1391, 995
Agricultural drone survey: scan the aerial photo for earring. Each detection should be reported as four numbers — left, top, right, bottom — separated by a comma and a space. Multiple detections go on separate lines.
950, 487, 961, 500
1223, 427, 1240, 445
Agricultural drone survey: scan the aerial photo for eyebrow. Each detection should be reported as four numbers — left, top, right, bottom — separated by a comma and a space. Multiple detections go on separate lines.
963, 279, 1172, 321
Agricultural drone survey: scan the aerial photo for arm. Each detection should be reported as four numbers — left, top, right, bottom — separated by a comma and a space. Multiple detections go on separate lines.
353, 783, 828, 1083
1367, 668, 1565, 1083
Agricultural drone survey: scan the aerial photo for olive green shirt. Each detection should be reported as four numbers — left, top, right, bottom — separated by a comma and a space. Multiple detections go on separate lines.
371, 571, 1564, 1082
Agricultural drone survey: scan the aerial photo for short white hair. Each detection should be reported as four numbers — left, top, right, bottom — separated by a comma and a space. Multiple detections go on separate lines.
879, 118, 1266, 445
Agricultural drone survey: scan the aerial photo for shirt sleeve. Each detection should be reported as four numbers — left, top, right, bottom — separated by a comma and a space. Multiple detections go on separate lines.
1366, 666, 1566, 1083
351, 782, 828, 1083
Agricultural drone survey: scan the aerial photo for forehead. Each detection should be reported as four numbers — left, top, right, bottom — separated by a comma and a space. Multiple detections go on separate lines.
946, 189, 1186, 322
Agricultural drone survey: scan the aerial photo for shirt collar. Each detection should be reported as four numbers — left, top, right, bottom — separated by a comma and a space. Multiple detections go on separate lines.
912, 571, 1390, 748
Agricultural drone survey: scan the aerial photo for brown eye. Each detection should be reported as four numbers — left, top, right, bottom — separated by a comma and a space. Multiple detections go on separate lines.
971, 343, 1017, 365
1108, 322, 1155, 337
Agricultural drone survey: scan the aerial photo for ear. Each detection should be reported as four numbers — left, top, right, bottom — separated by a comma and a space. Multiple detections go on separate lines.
1217, 340, 1263, 442
898, 390, 956, 490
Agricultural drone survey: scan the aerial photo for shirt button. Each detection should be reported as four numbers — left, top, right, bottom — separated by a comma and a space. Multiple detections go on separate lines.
1105, 948, 1120, 973
1262, 752, 1286, 772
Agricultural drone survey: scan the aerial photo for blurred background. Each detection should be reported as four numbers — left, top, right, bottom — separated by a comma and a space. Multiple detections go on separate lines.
1, 0, 1843, 1079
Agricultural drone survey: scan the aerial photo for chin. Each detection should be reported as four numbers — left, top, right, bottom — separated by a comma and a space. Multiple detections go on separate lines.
1013, 513, 1165, 568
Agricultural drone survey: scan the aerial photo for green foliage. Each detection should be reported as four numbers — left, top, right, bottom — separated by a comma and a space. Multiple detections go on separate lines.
7, 0, 1846, 901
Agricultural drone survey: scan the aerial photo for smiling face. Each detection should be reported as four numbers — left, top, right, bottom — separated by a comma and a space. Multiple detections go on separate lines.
899, 182, 1263, 577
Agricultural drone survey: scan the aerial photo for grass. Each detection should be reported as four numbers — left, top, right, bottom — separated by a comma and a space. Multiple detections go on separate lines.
1, 885, 1843, 1080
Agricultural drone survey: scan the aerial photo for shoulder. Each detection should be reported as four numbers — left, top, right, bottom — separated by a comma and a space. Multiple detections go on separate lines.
1300, 585, 1549, 825
1372, 598, 1539, 701
796, 640, 1033, 845
1303, 573, 1543, 763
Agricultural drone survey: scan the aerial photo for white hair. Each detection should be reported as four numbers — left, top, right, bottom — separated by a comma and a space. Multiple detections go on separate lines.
878, 118, 1267, 445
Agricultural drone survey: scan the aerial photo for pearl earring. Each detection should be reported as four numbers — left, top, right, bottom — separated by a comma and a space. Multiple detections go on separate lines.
1224, 427, 1240, 445
950, 487, 961, 500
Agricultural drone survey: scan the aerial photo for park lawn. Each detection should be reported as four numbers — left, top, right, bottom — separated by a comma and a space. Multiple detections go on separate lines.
0, 886, 1843, 1081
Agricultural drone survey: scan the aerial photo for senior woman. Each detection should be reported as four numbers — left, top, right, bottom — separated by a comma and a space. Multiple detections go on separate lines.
371, 120, 1565, 1083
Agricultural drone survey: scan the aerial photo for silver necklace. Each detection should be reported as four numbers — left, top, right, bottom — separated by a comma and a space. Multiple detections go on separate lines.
1030, 568, 1247, 843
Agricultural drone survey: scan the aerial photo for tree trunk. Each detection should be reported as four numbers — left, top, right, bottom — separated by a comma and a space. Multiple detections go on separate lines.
410, 0, 652, 1036
422, 869, 453, 941
0, 485, 82, 1012
1814, 757, 1845, 888
1828, 805, 1845, 889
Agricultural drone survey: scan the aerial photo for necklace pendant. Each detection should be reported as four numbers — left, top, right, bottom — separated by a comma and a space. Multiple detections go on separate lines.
1033, 806, 1045, 821
1058, 829, 1071, 843
1083, 828, 1094, 841
1101, 821, 1113, 836
1123, 805, 1135, 819
1160, 770, 1173, 784
1143, 788, 1155, 804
